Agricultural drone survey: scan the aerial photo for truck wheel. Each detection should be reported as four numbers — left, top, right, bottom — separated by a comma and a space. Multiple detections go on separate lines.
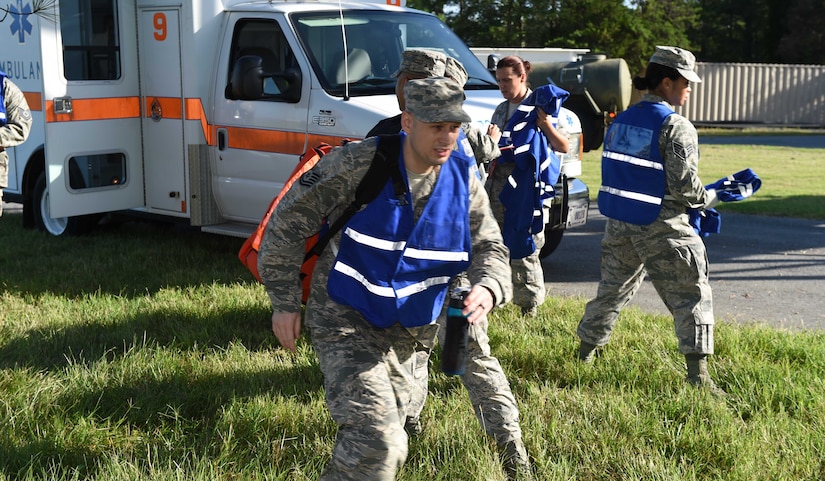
33, 172, 98, 236
540, 227, 564, 259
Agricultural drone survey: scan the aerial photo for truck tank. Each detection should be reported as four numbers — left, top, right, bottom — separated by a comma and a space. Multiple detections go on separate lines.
529, 54, 632, 151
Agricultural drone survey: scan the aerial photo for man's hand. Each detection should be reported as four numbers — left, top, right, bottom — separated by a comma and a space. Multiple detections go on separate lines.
486, 123, 502, 144
462, 285, 495, 325
271, 311, 302, 352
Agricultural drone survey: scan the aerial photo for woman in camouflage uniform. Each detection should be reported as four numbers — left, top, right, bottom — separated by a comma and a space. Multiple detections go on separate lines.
576, 46, 724, 395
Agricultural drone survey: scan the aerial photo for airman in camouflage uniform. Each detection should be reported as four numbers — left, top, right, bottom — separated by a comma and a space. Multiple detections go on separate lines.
577, 47, 725, 395
0, 72, 33, 216
366, 52, 532, 479
259, 77, 530, 480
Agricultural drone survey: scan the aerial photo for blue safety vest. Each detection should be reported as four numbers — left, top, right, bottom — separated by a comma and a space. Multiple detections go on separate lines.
598, 101, 674, 225
0, 71, 8, 126
327, 144, 473, 328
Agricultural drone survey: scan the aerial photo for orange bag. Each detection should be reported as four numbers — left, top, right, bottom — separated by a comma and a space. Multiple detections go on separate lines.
238, 134, 403, 304
238, 143, 333, 301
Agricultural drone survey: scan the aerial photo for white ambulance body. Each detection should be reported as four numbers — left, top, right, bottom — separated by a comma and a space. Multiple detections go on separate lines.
3, 0, 586, 254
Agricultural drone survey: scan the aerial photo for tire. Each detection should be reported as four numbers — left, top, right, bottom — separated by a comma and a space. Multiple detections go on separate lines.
33, 172, 99, 236
539, 227, 564, 259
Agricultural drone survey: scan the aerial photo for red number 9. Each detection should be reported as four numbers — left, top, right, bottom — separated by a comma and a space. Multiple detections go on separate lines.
153, 13, 167, 41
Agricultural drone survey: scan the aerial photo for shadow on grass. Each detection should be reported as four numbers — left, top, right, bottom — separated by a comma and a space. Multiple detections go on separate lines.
0, 215, 255, 299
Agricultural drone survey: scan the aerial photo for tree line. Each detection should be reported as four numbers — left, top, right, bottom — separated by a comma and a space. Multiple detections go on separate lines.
408, 0, 824, 74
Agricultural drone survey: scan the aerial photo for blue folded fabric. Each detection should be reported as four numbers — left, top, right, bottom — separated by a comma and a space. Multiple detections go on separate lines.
688, 208, 721, 237
705, 168, 762, 202
497, 84, 569, 259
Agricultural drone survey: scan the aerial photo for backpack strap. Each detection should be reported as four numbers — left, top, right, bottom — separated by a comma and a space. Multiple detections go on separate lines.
305, 134, 404, 260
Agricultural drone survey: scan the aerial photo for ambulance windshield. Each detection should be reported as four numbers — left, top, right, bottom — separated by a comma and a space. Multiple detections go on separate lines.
292, 10, 496, 97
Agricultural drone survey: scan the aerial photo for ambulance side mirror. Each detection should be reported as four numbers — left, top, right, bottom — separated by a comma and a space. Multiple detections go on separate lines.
228, 56, 265, 100
272, 67, 303, 103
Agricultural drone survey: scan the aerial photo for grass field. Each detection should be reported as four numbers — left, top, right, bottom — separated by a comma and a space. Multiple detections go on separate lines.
1, 137, 824, 480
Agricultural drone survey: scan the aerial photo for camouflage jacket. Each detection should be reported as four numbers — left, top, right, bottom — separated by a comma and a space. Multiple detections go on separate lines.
1, 77, 33, 187
642, 93, 713, 210
258, 137, 512, 315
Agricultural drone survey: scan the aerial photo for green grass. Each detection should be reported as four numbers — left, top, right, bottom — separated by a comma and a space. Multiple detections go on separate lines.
581, 133, 825, 219
2, 138, 824, 480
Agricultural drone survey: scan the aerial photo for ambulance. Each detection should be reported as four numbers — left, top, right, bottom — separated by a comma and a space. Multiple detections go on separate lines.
2, 0, 588, 257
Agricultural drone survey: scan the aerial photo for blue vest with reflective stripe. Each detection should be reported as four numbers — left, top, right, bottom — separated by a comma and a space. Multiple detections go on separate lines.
598, 101, 674, 225
327, 144, 473, 328
0, 71, 8, 126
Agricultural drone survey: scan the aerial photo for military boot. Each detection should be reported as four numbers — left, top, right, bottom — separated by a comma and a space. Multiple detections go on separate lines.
404, 416, 422, 437
685, 354, 726, 397
499, 438, 534, 481
578, 341, 598, 363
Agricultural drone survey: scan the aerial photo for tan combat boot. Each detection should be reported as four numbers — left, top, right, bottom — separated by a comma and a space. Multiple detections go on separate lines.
578, 341, 598, 363
685, 354, 726, 397
499, 438, 534, 481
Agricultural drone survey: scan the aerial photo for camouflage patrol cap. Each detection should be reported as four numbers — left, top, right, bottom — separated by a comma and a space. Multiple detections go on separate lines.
445, 57, 468, 87
649, 46, 702, 83
393, 49, 447, 78
404, 77, 471, 123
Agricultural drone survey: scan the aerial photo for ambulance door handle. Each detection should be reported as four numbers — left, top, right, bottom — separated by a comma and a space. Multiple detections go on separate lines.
53, 97, 73, 114
217, 128, 227, 151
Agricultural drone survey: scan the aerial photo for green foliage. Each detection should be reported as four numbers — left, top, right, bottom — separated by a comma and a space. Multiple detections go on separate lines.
406, 0, 824, 69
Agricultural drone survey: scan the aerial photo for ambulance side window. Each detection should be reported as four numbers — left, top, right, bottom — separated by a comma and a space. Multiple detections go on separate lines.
228, 19, 300, 101
60, 0, 121, 81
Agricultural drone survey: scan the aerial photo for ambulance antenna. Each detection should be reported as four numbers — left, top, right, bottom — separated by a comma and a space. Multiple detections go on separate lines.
338, 0, 351, 100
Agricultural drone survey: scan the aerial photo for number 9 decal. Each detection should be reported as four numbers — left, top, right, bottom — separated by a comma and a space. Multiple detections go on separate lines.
153, 12, 167, 41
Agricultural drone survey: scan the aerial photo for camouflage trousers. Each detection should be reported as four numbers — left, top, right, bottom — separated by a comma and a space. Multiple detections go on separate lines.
487, 161, 547, 311
306, 294, 442, 481
577, 210, 715, 355
407, 312, 524, 446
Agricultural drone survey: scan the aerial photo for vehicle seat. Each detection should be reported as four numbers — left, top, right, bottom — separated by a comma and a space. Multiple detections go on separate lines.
335, 48, 371, 84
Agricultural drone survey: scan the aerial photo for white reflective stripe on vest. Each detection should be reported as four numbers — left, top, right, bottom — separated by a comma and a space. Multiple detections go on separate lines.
599, 185, 663, 205
603, 151, 665, 170
404, 248, 468, 262
345, 227, 406, 251
346, 226, 468, 262
396, 275, 452, 298
333, 261, 452, 300
333, 261, 396, 297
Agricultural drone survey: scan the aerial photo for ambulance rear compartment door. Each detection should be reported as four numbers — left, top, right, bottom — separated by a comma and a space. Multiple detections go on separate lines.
42, 1, 145, 218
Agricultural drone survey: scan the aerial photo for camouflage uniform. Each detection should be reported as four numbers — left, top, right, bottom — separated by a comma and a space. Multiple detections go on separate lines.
0, 75, 33, 216
577, 92, 715, 356
259, 78, 516, 480
488, 92, 568, 313
368, 54, 527, 473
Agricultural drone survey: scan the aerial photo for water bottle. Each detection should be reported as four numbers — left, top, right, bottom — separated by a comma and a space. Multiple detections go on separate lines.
441, 287, 471, 376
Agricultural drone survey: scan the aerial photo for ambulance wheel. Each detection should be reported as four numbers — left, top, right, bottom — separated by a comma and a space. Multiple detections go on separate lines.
33, 172, 98, 236
539, 228, 565, 259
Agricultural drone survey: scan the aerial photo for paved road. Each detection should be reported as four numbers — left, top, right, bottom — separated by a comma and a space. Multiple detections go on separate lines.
544, 133, 825, 332
699, 134, 825, 149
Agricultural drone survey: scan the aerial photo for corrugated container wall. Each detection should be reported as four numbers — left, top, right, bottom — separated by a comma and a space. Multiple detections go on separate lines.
675, 62, 825, 125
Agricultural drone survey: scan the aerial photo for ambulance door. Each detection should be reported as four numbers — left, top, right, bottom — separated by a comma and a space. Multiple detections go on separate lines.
137, 7, 187, 214
41, 0, 145, 218
212, 17, 311, 223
